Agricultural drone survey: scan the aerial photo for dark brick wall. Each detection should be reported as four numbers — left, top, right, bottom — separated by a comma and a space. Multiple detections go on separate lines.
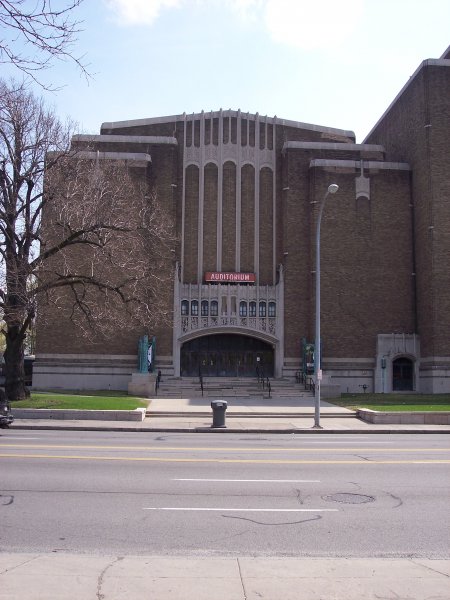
222, 161, 236, 271
37, 152, 176, 357
240, 164, 255, 272
281, 143, 415, 361
315, 168, 414, 359
259, 167, 274, 284
281, 148, 314, 359
203, 163, 218, 272
365, 62, 450, 358
275, 123, 355, 155
183, 164, 199, 283
101, 122, 176, 137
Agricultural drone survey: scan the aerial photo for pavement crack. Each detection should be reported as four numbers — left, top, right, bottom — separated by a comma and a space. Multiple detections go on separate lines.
354, 454, 371, 461
374, 590, 414, 599
96, 556, 124, 600
410, 559, 450, 578
0, 555, 40, 576
237, 558, 248, 600
382, 490, 403, 508
348, 481, 362, 490
222, 514, 322, 526
205, 526, 254, 544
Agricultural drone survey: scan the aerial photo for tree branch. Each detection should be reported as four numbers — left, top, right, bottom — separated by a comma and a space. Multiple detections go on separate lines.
0, 0, 90, 88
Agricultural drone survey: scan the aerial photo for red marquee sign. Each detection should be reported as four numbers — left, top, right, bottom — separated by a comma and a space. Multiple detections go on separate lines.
205, 272, 256, 283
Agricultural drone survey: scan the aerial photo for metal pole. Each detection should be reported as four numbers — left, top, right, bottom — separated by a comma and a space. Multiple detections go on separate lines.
314, 184, 339, 428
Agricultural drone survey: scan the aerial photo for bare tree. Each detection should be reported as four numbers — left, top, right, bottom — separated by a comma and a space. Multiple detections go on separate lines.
0, 0, 88, 86
0, 79, 175, 400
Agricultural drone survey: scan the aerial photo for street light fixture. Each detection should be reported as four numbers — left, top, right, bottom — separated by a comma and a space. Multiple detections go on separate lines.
314, 183, 339, 428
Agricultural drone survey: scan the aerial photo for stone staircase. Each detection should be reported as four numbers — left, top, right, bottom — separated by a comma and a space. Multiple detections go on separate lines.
155, 376, 313, 400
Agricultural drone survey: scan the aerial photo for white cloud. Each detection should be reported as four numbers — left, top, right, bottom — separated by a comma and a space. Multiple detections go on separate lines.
104, 0, 363, 47
226, 0, 265, 22
104, 0, 184, 26
263, 0, 364, 49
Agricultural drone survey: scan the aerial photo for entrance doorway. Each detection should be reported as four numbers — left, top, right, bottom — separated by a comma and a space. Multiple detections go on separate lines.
181, 334, 274, 377
392, 357, 414, 391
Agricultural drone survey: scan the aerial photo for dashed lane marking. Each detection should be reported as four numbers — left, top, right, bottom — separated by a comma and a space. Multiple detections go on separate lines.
143, 507, 339, 512
173, 479, 321, 482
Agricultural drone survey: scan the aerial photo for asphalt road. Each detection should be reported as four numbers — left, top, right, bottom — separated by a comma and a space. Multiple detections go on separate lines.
0, 430, 449, 558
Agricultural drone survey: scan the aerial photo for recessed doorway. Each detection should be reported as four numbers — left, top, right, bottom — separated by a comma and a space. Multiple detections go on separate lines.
392, 357, 414, 391
181, 334, 274, 377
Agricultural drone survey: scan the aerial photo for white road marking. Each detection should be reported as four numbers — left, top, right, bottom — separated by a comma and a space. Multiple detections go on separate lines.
143, 507, 338, 512
0, 437, 40, 440
296, 436, 394, 441
173, 479, 320, 483
294, 435, 370, 438
302, 440, 394, 445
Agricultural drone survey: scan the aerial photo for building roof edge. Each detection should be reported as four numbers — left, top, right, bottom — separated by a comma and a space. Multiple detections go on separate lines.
74, 134, 177, 145
100, 110, 355, 140
364, 58, 450, 142
309, 158, 411, 171
283, 141, 384, 153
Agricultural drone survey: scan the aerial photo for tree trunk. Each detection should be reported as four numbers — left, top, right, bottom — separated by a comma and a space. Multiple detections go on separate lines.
4, 325, 28, 401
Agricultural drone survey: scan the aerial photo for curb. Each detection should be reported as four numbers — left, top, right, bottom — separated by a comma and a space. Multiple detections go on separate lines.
9, 423, 450, 434
148, 412, 355, 418
11, 408, 146, 422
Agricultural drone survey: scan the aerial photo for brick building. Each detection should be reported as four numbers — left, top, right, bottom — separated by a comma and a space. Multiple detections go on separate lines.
34, 46, 450, 394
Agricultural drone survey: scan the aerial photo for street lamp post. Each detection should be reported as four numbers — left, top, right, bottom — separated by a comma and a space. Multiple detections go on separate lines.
314, 183, 339, 428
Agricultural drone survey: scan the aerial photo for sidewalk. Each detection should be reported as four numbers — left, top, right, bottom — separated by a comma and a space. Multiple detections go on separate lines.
1, 553, 449, 600
9, 395, 450, 433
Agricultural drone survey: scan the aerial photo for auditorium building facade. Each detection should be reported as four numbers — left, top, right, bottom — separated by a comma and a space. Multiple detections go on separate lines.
34, 47, 450, 394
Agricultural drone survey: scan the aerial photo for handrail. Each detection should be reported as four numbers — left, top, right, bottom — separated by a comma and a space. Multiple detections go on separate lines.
155, 370, 162, 395
296, 370, 315, 393
199, 367, 204, 397
256, 367, 271, 398
256, 365, 266, 386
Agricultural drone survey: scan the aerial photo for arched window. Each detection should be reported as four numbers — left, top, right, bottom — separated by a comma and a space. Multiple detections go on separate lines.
191, 300, 198, 316
181, 300, 189, 316
210, 300, 218, 316
239, 301, 247, 317
268, 302, 276, 317
201, 300, 209, 316
259, 301, 266, 317
249, 301, 256, 317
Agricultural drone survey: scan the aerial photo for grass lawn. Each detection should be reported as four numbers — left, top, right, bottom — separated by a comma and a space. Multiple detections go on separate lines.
12, 391, 149, 410
327, 393, 450, 412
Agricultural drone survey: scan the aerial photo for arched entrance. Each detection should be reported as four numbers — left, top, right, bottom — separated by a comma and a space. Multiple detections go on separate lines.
392, 357, 414, 391
181, 334, 274, 377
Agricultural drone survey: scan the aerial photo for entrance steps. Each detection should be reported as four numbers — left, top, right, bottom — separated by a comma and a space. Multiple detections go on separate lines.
155, 376, 313, 401
149, 377, 355, 418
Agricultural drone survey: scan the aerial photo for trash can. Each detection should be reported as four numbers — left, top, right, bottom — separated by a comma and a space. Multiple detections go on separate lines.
211, 400, 227, 428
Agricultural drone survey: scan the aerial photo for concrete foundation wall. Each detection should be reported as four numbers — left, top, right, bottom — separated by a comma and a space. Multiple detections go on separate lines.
33, 354, 136, 391
419, 358, 450, 393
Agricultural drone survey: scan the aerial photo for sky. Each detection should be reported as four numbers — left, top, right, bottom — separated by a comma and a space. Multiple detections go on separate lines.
3, 0, 450, 142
